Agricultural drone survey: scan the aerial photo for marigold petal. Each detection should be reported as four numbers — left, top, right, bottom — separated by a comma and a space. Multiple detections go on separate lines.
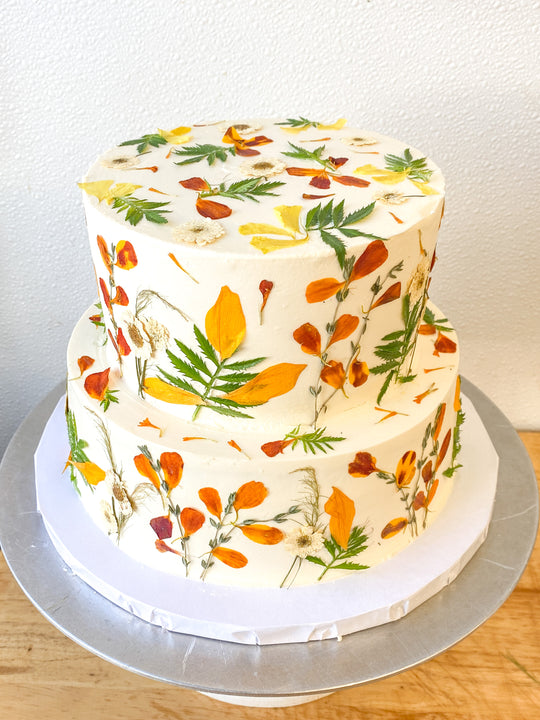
320, 360, 346, 389
233, 480, 268, 510
305, 277, 345, 303
329, 314, 359, 345
381, 517, 408, 539
70, 460, 106, 486
115, 240, 138, 270
133, 453, 160, 490
77, 355, 95, 375
371, 281, 401, 309
349, 360, 369, 388
348, 451, 379, 477
160, 451, 184, 491
433, 332, 457, 356
143, 377, 203, 405
196, 197, 232, 219
211, 546, 248, 569
205, 286, 246, 360
293, 323, 322, 355
239, 524, 284, 545
84, 367, 111, 401
436, 429, 452, 470
223, 363, 306, 406
260, 439, 294, 457
350, 239, 388, 282
324, 486, 355, 549
198, 487, 223, 518
180, 507, 205, 536
395, 450, 417, 487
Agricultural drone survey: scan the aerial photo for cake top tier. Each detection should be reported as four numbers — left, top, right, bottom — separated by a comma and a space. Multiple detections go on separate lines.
80, 117, 444, 260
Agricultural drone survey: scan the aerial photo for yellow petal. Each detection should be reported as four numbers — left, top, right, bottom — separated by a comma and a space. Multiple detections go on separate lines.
238, 223, 294, 237
274, 205, 302, 233
111, 182, 143, 198
223, 363, 306, 406
410, 180, 439, 195
250, 235, 309, 254
158, 126, 192, 144
144, 377, 203, 405
353, 166, 409, 185
205, 286, 246, 360
317, 118, 347, 130
78, 180, 114, 202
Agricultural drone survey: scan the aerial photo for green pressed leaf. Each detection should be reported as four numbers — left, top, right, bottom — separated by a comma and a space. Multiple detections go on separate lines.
119, 133, 167, 154
174, 143, 234, 166
224, 356, 266, 370
166, 350, 207, 385
174, 340, 212, 377
158, 368, 204, 397
193, 325, 219, 366
111, 195, 170, 225
276, 117, 318, 129
305, 555, 326, 567
320, 229, 346, 269
342, 202, 375, 226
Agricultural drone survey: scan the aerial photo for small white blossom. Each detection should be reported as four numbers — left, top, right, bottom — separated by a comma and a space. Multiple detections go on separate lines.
122, 311, 152, 360
105, 469, 133, 516
221, 121, 263, 136
284, 526, 325, 559
342, 135, 377, 148
144, 317, 170, 353
239, 157, 286, 178
100, 500, 117, 535
173, 219, 226, 246
407, 253, 431, 305
100, 150, 140, 170
373, 190, 408, 206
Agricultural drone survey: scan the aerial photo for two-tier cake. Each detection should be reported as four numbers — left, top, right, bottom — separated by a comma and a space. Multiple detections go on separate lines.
66, 117, 463, 589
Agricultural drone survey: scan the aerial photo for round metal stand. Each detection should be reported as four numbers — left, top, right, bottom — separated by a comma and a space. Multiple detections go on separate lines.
0, 378, 537, 705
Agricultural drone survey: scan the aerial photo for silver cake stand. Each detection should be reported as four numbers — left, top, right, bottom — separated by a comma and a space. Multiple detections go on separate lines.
0, 378, 537, 706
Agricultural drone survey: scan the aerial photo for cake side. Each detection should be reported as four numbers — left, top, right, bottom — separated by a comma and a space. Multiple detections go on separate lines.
66, 303, 463, 589
80, 118, 446, 430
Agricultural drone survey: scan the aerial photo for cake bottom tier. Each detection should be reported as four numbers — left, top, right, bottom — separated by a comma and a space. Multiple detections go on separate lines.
65, 305, 463, 589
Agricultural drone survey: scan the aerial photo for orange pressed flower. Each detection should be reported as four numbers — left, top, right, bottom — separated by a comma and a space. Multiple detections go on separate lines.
324, 487, 356, 549
96, 234, 112, 274
233, 481, 268, 510
222, 126, 273, 156
180, 507, 205, 537
211, 546, 248, 568
436, 429, 452, 470
160, 452, 184, 492
371, 281, 401, 309
293, 323, 322, 355
328, 314, 359, 346
395, 450, 417, 488
239, 524, 284, 545
198, 487, 223, 518
84, 367, 111, 401
115, 240, 138, 270
433, 332, 457, 356
260, 438, 294, 457
348, 451, 380, 477
77, 355, 95, 375
349, 240, 389, 282
133, 453, 160, 491
349, 360, 369, 388
381, 517, 408, 539
320, 360, 346, 389
433, 403, 446, 442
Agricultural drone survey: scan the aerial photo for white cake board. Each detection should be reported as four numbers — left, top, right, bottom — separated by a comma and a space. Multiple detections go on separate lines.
35, 392, 498, 647
0, 379, 537, 707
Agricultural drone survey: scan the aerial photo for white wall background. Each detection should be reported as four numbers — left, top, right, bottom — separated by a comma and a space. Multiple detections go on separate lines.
1, 0, 539, 458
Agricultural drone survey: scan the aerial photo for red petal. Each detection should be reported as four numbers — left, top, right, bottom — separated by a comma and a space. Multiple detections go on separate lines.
309, 173, 331, 189
179, 176, 210, 191
196, 197, 232, 219
332, 175, 370, 188
150, 516, 173, 540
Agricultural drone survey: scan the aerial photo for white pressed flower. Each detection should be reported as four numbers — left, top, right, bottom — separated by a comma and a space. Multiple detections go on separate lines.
373, 190, 408, 206
100, 500, 117, 535
173, 219, 226, 246
284, 526, 325, 559
100, 150, 140, 170
221, 121, 263, 135
239, 157, 287, 178
106, 469, 133, 516
122, 310, 152, 360
143, 317, 170, 353
407, 253, 431, 305
342, 135, 377, 147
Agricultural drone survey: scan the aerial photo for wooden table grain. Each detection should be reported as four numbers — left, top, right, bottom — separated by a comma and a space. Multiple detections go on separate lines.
1, 432, 538, 719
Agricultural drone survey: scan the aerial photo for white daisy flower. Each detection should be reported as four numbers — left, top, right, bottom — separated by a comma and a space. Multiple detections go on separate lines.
407, 253, 431, 305
144, 317, 170, 353
373, 190, 408, 206
284, 526, 325, 559
220, 121, 263, 136
100, 150, 140, 170
239, 157, 287, 178
106, 469, 133, 516
173, 219, 226, 246
342, 135, 378, 148
122, 311, 152, 360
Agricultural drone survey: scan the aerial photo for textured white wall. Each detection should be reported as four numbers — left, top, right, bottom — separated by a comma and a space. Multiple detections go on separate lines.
1, 0, 539, 458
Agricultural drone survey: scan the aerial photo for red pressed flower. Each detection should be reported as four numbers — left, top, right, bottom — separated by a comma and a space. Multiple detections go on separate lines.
195, 196, 232, 219
116, 327, 131, 356
112, 286, 129, 306
260, 439, 294, 457
99, 277, 112, 313
348, 451, 380, 477
115, 240, 138, 270
96, 235, 112, 274
150, 516, 173, 540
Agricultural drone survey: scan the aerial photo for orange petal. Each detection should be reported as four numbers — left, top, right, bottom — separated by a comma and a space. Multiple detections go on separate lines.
198, 487, 223, 518
233, 480, 268, 510
433, 332, 457, 356
99, 277, 112, 313
309, 172, 331, 189
84, 367, 110, 401
348, 451, 379, 477
133, 453, 160, 491
412, 491, 426, 511
239, 524, 284, 545
223, 363, 306, 406
179, 176, 210, 191
143, 377, 203, 405
329, 314, 359, 346
115, 240, 138, 270
77, 355, 95, 375
70, 460, 106, 486
324, 486, 355, 549
138, 417, 162, 433
381, 517, 408, 539
160, 451, 184, 491
320, 360, 346, 389
395, 450, 417, 487
433, 403, 446, 442
285, 166, 320, 177
305, 277, 345, 303
155, 539, 181, 555
260, 439, 294, 457
332, 174, 370, 188
349, 360, 369, 388
196, 196, 232, 219
418, 323, 437, 335
454, 375, 462, 412
371, 281, 401, 309
350, 239, 388, 282
116, 327, 131, 356
205, 285, 246, 360
180, 507, 205, 537
422, 459, 433, 485
436, 429, 452, 470
97, 235, 112, 274
293, 323, 322, 355
211, 546, 248, 569
112, 286, 129, 306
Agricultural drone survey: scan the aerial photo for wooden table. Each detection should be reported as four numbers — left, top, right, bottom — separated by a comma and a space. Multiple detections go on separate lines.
0, 432, 538, 719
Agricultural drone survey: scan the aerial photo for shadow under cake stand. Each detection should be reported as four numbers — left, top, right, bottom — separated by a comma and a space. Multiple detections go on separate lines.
0, 379, 537, 707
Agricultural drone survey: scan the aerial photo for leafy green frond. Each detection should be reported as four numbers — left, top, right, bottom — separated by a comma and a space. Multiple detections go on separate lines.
173, 340, 212, 377
282, 142, 327, 166
384, 148, 433, 183
275, 117, 319, 129
215, 178, 285, 202
119, 133, 167, 154
285, 426, 345, 455
158, 368, 204, 397
174, 143, 234, 166
224, 356, 266, 370
193, 325, 219, 366
111, 195, 170, 225
166, 350, 207, 385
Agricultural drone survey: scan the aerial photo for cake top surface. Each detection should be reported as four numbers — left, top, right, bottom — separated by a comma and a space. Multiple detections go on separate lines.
80, 117, 444, 259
